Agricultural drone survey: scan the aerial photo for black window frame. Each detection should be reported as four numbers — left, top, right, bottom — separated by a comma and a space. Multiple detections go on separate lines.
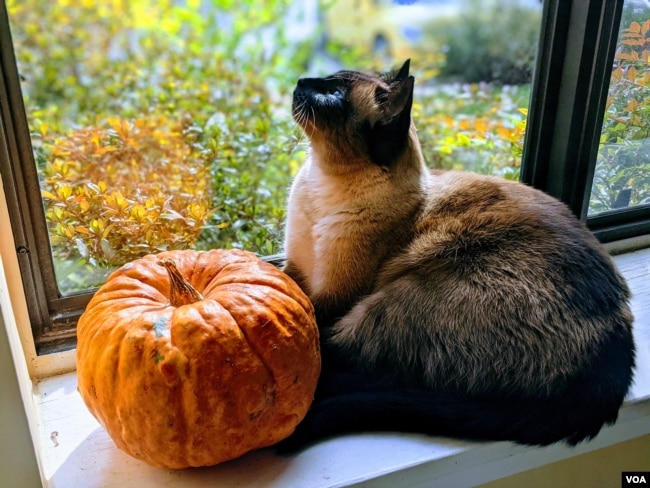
1, 0, 648, 355
523, 0, 650, 240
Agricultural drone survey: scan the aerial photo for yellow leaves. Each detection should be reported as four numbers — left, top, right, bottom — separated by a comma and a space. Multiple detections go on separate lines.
617, 18, 650, 70
612, 67, 624, 82
456, 133, 471, 146
606, 18, 650, 143
496, 127, 513, 140
39, 115, 214, 267
108, 117, 133, 141
621, 20, 645, 46
607, 16, 650, 141
186, 203, 213, 223
626, 99, 639, 112
103, 191, 129, 214
627, 66, 638, 82
621, 20, 650, 46
615, 51, 639, 61
41, 190, 58, 201
88, 219, 106, 235
129, 204, 146, 220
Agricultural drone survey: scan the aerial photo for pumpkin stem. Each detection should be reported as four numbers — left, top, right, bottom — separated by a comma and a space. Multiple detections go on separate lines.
158, 258, 203, 307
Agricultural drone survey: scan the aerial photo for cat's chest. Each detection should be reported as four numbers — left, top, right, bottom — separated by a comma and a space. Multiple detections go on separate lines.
286, 166, 386, 299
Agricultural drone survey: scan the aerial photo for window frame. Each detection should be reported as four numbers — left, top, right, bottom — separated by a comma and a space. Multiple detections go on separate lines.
0, 2, 84, 355
522, 0, 650, 240
1, 0, 648, 355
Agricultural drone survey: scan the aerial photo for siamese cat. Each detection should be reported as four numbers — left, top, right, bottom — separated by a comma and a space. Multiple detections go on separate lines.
280, 60, 635, 450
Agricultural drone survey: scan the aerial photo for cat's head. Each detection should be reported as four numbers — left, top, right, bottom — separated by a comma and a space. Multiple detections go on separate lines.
292, 60, 415, 169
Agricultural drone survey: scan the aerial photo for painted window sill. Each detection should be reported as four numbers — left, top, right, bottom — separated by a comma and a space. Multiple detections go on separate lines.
34, 248, 650, 488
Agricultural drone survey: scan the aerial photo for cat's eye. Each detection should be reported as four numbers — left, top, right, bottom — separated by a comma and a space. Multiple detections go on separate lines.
331, 89, 345, 100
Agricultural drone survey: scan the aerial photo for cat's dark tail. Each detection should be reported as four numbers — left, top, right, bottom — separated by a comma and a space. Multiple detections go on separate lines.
277, 387, 615, 453
277, 329, 635, 453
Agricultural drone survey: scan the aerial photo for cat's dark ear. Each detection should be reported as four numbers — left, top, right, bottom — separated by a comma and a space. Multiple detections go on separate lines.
385, 75, 414, 121
375, 59, 414, 122
376, 72, 414, 123
366, 64, 414, 167
393, 59, 410, 83
381, 59, 410, 84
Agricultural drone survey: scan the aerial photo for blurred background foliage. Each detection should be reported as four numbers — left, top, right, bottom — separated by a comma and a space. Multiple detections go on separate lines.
6, 0, 648, 293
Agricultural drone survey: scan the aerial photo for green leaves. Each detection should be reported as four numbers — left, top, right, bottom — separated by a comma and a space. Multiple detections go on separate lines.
590, 16, 650, 214
415, 84, 529, 178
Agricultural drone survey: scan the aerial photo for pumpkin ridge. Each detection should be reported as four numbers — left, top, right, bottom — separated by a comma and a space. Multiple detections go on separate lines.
119, 261, 172, 299
198, 296, 279, 391
107, 273, 169, 305
211, 277, 314, 322
233, 312, 279, 402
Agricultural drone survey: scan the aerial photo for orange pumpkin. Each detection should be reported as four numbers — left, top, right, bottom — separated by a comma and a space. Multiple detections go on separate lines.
76, 249, 320, 469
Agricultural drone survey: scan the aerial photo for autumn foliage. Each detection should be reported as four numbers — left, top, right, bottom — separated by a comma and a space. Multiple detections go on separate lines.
41, 116, 213, 267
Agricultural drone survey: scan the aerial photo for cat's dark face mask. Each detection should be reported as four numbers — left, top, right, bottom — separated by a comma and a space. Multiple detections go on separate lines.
291, 73, 354, 134
292, 60, 415, 167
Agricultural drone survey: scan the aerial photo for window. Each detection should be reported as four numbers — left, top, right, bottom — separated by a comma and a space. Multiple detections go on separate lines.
1, 0, 648, 355
522, 0, 650, 241
586, 0, 650, 247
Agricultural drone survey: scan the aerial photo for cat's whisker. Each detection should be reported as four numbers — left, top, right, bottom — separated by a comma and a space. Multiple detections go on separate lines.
308, 105, 317, 138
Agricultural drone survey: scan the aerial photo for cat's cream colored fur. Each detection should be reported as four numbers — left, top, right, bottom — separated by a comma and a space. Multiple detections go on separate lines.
285, 123, 426, 314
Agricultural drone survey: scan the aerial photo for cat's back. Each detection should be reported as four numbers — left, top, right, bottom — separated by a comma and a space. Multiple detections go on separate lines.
416, 170, 603, 264
365, 170, 632, 395
383, 169, 631, 334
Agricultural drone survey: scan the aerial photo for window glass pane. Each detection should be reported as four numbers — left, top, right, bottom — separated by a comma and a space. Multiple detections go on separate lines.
589, 0, 650, 215
7, 0, 541, 296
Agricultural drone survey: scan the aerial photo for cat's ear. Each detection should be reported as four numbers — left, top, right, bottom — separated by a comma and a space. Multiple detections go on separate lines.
393, 59, 411, 83
375, 59, 414, 122
376, 74, 414, 123
366, 65, 414, 167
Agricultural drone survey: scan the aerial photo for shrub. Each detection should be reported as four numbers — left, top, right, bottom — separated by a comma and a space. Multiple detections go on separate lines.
433, 0, 541, 85
41, 116, 213, 268
9, 0, 307, 292
415, 84, 529, 179
590, 18, 650, 213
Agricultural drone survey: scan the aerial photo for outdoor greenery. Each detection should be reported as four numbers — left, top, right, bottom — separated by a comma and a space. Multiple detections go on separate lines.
434, 0, 541, 85
6, 0, 648, 293
40, 116, 213, 268
9, 0, 307, 292
590, 18, 650, 214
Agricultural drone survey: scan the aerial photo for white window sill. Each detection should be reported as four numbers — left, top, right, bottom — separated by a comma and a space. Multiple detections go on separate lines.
29, 247, 650, 488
